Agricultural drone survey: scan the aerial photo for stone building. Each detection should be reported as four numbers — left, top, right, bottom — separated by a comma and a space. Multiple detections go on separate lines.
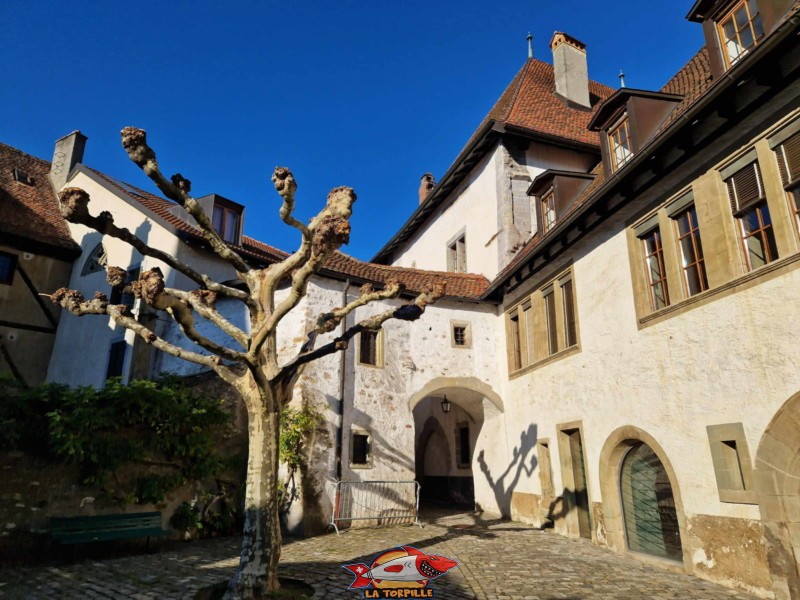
3, 0, 800, 597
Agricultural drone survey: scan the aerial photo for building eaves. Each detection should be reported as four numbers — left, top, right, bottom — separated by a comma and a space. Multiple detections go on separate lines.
0, 142, 80, 259
485, 12, 799, 299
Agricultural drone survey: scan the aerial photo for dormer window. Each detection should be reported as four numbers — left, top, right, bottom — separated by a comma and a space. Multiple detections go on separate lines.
609, 115, 633, 172
541, 190, 556, 232
718, 0, 764, 68
212, 203, 241, 243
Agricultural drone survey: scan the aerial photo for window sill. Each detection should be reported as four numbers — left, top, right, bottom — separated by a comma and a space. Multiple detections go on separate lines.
509, 345, 581, 379
357, 362, 384, 370
638, 251, 800, 327
719, 489, 759, 505
349, 463, 372, 470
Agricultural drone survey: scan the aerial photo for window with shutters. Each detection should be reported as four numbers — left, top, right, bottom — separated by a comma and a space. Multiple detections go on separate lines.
672, 205, 708, 296
717, 0, 764, 69
773, 125, 800, 231
358, 329, 383, 367
724, 161, 778, 270
541, 189, 556, 233
639, 226, 670, 310
561, 276, 578, 348
543, 287, 558, 355
446, 233, 467, 273
106, 339, 127, 380
508, 313, 522, 371
609, 115, 633, 172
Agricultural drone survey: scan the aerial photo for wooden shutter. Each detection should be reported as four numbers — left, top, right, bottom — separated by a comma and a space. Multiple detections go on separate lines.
725, 162, 764, 214
456, 237, 466, 272
777, 131, 800, 187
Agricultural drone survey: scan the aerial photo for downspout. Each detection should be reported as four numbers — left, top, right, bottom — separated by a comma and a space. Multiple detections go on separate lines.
332, 279, 350, 526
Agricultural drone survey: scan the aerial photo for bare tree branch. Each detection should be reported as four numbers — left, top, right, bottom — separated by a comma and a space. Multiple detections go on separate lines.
120, 127, 251, 275
277, 284, 445, 382
251, 184, 357, 356
164, 287, 248, 348
127, 269, 248, 364
50, 286, 241, 384
59, 188, 251, 305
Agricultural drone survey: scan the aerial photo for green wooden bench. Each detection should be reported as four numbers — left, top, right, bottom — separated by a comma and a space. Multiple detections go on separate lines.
50, 511, 171, 550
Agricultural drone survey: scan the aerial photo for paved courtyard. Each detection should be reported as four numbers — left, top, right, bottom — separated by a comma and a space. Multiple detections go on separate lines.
0, 511, 759, 599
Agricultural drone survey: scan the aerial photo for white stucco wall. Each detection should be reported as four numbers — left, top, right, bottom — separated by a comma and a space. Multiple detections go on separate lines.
497, 212, 800, 524
391, 148, 501, 278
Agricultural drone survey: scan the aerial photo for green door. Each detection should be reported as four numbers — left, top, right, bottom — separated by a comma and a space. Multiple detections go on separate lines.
620, 442, 682, 561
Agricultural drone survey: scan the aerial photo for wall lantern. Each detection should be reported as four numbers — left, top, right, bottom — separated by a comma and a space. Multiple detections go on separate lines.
440, 395, 451, 414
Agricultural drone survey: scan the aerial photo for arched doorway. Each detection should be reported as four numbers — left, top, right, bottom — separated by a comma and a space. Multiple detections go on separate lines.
754, 391, 800, 598
599, 426, 688, 566
409, 377, 506, 515
619, 442, 683, 561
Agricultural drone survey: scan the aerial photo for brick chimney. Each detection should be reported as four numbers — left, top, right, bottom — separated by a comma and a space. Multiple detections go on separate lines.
50, 131, 87, 191
550, 32, 591, 110
419, 173, 435, 204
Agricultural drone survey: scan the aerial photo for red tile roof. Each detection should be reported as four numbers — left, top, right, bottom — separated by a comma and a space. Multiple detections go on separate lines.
478, 58, 616, 148
0, 143, 80, 256
493, 47, 714, 284
87, 169, 489, 299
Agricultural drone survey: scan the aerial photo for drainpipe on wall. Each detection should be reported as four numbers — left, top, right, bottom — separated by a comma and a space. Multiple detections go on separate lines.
332, 279, 351, 524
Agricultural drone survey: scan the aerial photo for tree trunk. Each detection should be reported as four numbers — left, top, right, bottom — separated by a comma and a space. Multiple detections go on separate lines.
225, 386, 283, 599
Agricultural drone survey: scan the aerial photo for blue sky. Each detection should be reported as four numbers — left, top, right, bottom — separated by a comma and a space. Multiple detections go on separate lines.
1, 1, 703, 261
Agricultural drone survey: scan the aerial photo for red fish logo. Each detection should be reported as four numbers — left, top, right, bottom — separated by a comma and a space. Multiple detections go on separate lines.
343, 545, 458, 597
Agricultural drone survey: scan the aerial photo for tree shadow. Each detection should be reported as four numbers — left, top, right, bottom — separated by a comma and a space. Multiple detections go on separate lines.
477, 424, 538, 517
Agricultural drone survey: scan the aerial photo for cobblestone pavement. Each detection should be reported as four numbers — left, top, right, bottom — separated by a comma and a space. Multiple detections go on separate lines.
0, 511, 760, 599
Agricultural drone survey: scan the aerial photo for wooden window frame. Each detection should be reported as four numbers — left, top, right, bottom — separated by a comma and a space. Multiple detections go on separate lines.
508, 312, 522, 372
639, 227, 670, 311
0, 251, 18, 286
608, 115, 633, 172
541, 189, 556, 233
212, 203, 241, 244
738, 201, 778, 270
717, 0, 764, 69
543, 286, 558, 356
671, 205, 709, 296
357, 329, 384, 368
446, 232, 467, 273
560, 275, 578, 348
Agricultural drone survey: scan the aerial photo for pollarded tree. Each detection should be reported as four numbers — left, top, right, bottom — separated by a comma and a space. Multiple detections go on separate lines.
51, 127, 443, 599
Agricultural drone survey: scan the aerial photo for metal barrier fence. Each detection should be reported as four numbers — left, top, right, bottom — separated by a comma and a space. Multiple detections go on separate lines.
330, 480, 423, 535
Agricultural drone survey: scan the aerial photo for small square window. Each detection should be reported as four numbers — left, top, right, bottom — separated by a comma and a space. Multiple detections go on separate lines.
358, 329, 383, 367
212, 204, 241, 244
717, 0, 764, 69
350, 431, 371, 467
451, 321, 472, 349
707, 423, 757, 504
0, 252, 17, 285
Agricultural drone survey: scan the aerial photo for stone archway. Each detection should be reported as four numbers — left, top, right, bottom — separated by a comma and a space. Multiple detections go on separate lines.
409, 377, 507, 515
754, 392, 800, 599
598, 426, 689, 568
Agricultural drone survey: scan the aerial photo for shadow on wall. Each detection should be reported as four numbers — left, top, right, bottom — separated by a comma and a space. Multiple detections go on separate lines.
477, 424, 538, 517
